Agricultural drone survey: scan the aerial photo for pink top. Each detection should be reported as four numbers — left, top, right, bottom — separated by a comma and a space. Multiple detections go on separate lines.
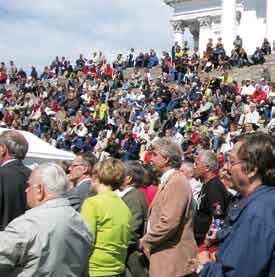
139, 185, 158, 207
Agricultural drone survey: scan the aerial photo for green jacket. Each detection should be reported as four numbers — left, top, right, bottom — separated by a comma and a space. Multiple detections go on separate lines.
81, 191, 132, 277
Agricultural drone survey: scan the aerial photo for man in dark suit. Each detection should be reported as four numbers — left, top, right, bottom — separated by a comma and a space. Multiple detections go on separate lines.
117, 160, 148, 277
0, 130, 31, 230
66, 152, 97, 211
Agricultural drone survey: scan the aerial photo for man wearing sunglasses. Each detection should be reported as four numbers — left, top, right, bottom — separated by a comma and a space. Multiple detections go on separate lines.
66, 152, 97, 211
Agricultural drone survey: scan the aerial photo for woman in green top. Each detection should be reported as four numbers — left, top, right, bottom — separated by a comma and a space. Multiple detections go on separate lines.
81, 158, 132, 277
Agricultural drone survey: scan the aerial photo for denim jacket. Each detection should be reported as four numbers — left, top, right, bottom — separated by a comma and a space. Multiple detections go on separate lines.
202, 185, 275, 277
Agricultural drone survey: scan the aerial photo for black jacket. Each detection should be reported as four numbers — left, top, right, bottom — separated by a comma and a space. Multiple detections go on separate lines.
193, 176, 230, 245
0, 160, 31, 230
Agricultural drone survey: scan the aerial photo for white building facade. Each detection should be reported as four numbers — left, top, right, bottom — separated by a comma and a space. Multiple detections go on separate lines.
165, 0, 275, 55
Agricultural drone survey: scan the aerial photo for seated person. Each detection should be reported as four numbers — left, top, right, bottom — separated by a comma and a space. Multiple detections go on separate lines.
261, 38, 272, 55
251, 47, 265, 65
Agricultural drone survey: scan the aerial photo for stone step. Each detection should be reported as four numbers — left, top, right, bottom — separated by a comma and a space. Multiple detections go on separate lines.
200, 54, 275, 83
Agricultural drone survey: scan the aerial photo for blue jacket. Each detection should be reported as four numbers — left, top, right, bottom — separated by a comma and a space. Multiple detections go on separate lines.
202, 185, 275, 277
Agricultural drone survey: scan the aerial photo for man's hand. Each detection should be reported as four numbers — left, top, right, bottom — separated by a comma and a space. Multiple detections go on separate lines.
188, 251, 216, 273
198, 250, 216, 264
138, 239, 150, 259
205, 219, 219, 247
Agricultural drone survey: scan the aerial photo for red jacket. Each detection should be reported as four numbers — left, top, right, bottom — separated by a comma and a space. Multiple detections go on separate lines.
104, 67, 113, 78
0, 71, 8, 82
251, 89, 266, 103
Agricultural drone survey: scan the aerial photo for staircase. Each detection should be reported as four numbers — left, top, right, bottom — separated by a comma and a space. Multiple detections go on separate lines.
200, 54, 275, 83
123, 54, 275, 84
123, 66, 162, 81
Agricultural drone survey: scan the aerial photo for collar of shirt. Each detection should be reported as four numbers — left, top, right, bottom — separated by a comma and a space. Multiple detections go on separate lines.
28, 198, 71, 213
160, 168, 176, 187
1, 159, 17, 167
76, 177, 91, 187
115, 187, 134, 198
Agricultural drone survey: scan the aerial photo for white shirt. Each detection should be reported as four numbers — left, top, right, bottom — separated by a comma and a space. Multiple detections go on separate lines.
1, 159, 17, 167
190, 178, 203, 203
132, 122, 145, 137
241, 85, 255, 96
262, 84, 270, 94
212, 125, 225, 137
115, 187, 134, 198
244, 110, 260, 124
160, 168, 176, 188
172, 132, 184, 146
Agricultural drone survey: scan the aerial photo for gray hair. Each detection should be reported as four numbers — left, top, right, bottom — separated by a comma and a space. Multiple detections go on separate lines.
0, 130, 29, 159
153, 137, 182, 169
34, 163, 68, 196
181, 161, 194, 173
124, 160, 145, 187
77, 152, 98, 175
180, 161, 194, 179
201, 151, 218, 172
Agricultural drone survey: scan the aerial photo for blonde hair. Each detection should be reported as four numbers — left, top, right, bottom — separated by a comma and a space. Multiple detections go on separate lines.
93, 158, 126, 190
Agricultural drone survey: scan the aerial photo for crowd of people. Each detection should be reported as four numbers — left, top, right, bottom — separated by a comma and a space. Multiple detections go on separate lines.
0, 35, 274, 277
0, 37, 273, 160
0, 130, 275, 276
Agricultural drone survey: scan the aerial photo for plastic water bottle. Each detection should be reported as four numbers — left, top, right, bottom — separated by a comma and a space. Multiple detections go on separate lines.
208, 202, 224, 236
212, 202, 224, 230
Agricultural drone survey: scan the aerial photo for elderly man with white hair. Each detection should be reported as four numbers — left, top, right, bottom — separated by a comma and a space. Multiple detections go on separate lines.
0, 163, 93, 277
180, 161, 203, 208
243, 102, 260, 125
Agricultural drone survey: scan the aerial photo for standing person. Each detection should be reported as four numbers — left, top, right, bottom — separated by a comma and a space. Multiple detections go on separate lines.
180, 161, 203, 209
139, 138, 197, 277
191, 133, 275, 276
193, 151, 229, 246
66, 152, 97, 211
117, 161, 148, 277
0, 163, 93, 276
171, 42, 179, 63
81, 158, 132, 277
139, 163, 158, 208
0, 130, 31, 230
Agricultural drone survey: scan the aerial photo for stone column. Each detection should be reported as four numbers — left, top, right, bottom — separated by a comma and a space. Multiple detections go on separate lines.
221, 0, 236, 55
266, 0, 275, 51
198, 16, 213, 55
189, 21, 200, 51
171, 20, 186, 48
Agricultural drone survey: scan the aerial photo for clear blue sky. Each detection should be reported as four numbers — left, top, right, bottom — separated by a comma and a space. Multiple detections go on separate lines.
0, 0, 173, 72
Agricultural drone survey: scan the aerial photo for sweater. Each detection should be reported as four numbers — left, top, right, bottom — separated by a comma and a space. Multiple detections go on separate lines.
81, 191, 132, 277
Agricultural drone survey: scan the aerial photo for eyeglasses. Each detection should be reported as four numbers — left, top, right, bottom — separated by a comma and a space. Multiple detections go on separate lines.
69, 163, 86, 168
228, 158, 242, 167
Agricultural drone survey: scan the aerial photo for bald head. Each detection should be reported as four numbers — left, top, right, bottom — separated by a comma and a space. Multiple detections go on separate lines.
0, 131, 29, 160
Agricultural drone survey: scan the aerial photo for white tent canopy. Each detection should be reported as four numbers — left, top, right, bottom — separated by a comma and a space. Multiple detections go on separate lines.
0, 128, 75, 164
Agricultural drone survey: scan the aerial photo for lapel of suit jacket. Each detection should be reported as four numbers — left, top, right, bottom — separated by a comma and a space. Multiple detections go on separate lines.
148, 169, 176, 216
